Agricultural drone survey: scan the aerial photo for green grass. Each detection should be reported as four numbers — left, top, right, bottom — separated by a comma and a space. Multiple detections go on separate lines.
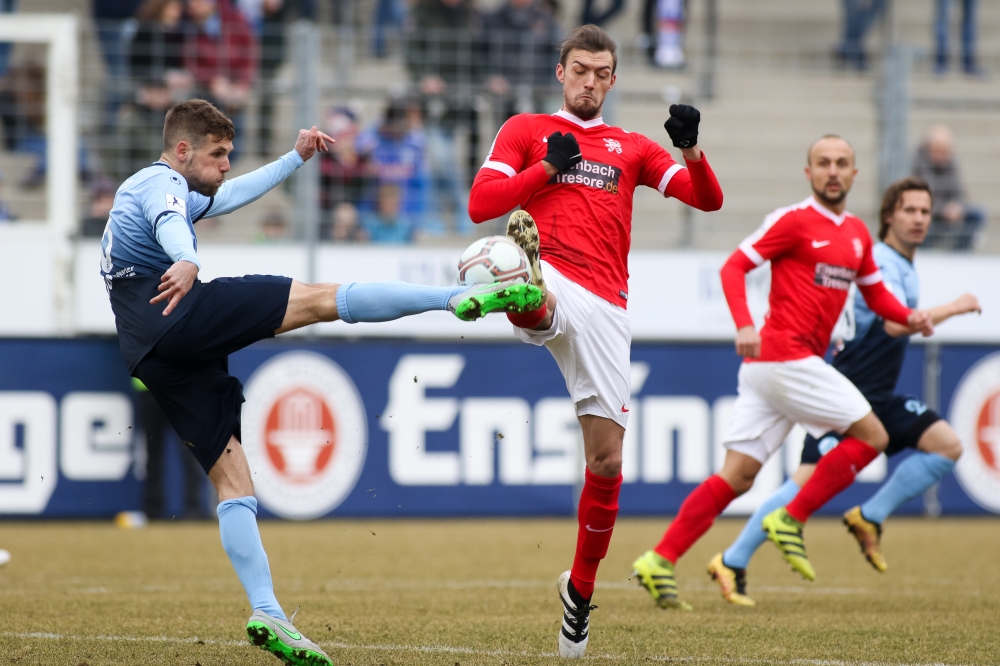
1, 517, 997, 665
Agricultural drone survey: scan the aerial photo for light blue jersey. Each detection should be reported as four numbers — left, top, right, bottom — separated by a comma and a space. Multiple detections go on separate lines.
100, 150, 304, 371
834, 242, 919, 404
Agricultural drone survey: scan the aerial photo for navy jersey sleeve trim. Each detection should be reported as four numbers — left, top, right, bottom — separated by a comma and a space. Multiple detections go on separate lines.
192, 196, 214, 223
152, 210, 173, 230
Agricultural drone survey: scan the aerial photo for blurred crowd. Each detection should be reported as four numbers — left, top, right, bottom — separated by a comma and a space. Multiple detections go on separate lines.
0, 0, 989, 250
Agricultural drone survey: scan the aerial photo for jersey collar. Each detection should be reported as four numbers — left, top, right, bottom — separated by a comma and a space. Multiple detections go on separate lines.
553, 108, 606, 129
808, 195, 848, 226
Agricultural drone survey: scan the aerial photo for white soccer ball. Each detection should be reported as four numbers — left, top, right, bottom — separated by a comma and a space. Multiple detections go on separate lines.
457, 236, 532, 286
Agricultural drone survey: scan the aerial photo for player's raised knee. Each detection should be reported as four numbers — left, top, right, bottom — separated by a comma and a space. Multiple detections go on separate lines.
921, 421, 963, 461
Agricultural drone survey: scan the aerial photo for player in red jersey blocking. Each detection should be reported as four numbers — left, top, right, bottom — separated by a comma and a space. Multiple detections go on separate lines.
467, 24, 722, 658
631, 135, 935, 608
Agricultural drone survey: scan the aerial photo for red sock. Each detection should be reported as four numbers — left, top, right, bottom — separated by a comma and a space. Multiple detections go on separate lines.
507, 302, 547, 329
569, 469, 621, 600
786, 437, 879, 522
654, 475, 736, 564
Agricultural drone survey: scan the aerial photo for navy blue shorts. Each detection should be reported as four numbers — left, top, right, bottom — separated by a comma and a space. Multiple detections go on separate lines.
133, 275, 292, 473
800, 394, 942, 464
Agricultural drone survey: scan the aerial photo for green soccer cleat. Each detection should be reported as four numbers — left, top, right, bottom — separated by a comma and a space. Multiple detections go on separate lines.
630, 550, 692, 610
246, 608, 333, 665
448, 280, 544, 321
505, 210, 546, 297
761, 508, 816, 581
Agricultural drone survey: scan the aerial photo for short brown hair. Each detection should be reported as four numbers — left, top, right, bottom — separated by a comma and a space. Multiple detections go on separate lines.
878, 176, 932, 240
560, 25, 618, 74
162, 99, 235, 151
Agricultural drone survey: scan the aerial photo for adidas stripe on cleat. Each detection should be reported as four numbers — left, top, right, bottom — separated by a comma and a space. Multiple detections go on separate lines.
246, 608, 333, 666
630, 550, 692, 610
448, 280, 544, 321
761, 508, 816, 581
843, 505, 887, 572
557, 571, 596, 658
707, 553, 755, 606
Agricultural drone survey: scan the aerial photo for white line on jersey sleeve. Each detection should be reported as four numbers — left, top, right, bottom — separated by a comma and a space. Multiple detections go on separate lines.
481, 160, 516, 177
736, 197, 812, 267
738, 242, 765, 266
657, 164, 684, 194
856, 270, 883, 286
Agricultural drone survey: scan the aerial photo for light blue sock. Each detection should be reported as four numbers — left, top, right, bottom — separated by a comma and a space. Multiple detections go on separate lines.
860, 452, 956, 525
336, 281, 466, 324
217, 497, 286, 620
722, 478, 801, 570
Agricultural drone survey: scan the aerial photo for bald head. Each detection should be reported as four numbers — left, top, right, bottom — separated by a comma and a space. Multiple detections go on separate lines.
807, 134, 856, 167
927, 124, 954, 166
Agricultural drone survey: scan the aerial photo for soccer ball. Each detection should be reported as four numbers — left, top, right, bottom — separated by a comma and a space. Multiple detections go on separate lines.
457, 236, 532, 286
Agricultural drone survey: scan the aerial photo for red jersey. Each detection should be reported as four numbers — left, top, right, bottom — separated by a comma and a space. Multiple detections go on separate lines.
474, 110, 720, 308
721, 196, 911, 363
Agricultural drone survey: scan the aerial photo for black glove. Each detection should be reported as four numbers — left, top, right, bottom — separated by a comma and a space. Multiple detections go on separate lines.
664, 103, 700, 149
543, 131, 582, 173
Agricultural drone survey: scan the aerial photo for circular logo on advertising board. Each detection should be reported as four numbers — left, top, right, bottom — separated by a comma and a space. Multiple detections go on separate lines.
242, 351, 367, 519
949, 352, 1000, 513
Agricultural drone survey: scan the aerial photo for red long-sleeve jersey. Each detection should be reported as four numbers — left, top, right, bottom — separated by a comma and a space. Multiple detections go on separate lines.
468, 110, 723, 309
721, 196, 913, 362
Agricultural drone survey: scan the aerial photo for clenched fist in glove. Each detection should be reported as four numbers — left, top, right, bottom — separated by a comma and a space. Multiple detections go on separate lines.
664, 104, 700, 149
543, 131, 582, 173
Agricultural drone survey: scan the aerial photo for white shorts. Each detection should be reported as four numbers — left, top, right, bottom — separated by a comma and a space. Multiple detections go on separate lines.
723, 355, 872, 464
514, 261, 631, 428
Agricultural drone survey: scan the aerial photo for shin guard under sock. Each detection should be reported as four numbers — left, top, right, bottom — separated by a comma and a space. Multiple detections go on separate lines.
654, 474, 736, 564
786, 437, 879, 522
570, 469, 622, 599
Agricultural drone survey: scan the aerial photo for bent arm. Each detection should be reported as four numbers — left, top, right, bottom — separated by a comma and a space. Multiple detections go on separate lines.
203, 150, 305, 218
468, 162, 551, 223
857, 278, 911, 326
155, 213, 200, 269
884, 293, 980, 336
720, 249, 757, 330
664, 154, 723, 212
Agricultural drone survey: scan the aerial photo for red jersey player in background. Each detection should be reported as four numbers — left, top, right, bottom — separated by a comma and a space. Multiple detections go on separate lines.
631, 135, 935, 610
467, 24, 723, 658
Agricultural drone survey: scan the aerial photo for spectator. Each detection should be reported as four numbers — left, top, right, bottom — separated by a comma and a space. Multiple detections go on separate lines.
912, 125, 985, 251
405, 0, 483, 226
119, 0, 192, 179
373, 0, 406, 58
836, 0, 884, 71
0, 170, 14, 223
0, 0, 16, 81
361, 183, 414, 243
356, 98, 430, 234
652, 0, 686, 69
81, 179, 118, 238
330, 201, 370, 243
183, 0, 258, 158
319, 106, 372, 238
93, 0, 145, 134
484, 0, 561, 119
581, 0, 623, 27
238, 0, 292, 156
0, 60, 46, 188
935, 0, 981, 75
254, 210, 288, 242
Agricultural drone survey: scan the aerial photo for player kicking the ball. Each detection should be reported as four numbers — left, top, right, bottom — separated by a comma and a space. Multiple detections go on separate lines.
631, 135, 935, 609
100, 100, 540, 665
468, 25, 723, 658
709, 177, 979, 605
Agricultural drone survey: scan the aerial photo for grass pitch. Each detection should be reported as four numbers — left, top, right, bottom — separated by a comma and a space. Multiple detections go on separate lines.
0, 517, 997, 665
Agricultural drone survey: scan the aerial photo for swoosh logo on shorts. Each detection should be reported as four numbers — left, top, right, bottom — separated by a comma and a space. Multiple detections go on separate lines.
278, 624, 301, 641
811, 240, 831, 248
585, 525, 614, 533
621, 405, 629, 413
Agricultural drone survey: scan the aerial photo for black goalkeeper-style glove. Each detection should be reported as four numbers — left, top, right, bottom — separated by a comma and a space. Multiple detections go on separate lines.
543, 131, 582, 173
664, 103, 700, 148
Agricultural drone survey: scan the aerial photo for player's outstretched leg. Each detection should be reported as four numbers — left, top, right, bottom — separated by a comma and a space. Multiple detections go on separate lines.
765, 414, 886, 580
246, 608, 332, 666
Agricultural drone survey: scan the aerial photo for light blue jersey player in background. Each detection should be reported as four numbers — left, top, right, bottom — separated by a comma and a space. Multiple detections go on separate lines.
706, 177, 981, 606
99, 100, 542, 665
